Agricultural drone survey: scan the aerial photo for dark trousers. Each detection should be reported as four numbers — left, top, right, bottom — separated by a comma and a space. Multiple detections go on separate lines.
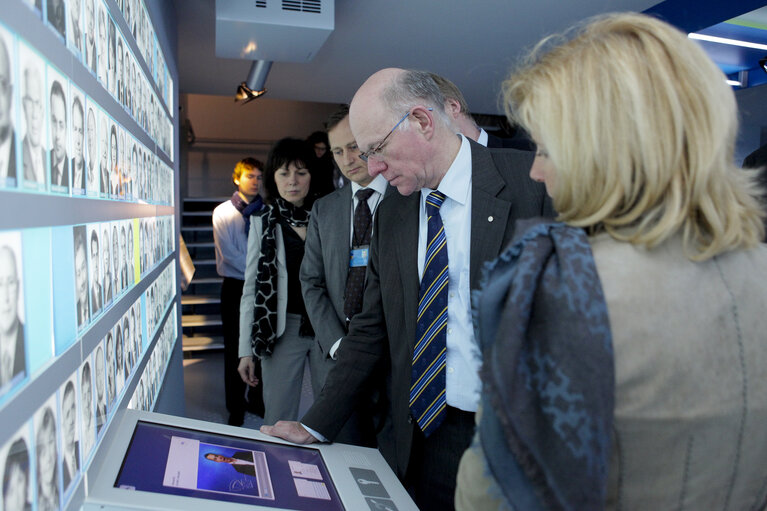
405, 406, 475, 511
221, 277, 264, 421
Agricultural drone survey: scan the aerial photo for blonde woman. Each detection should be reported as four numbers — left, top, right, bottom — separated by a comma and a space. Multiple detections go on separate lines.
457, 13, 767, 511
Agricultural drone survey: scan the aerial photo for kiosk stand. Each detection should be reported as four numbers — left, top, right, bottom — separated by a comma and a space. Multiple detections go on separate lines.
83, 410, 418, 511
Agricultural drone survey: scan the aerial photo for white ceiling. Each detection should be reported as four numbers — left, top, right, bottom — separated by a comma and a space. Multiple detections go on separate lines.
174, 0, 663, 115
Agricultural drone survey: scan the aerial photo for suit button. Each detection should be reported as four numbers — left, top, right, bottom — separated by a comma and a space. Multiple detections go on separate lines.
407, 415, 413, 424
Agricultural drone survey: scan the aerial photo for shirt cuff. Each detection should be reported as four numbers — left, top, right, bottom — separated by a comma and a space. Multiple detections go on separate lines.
328, 338, 343, 360
301, 423, 328, 442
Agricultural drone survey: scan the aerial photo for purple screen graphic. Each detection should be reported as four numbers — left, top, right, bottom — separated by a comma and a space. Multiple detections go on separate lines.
115, 421, 345, 510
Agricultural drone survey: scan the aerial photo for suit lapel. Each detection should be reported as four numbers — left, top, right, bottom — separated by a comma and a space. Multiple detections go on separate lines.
328, 186, 352, 307
469, 139, 512, 290
393, 192, 421, 351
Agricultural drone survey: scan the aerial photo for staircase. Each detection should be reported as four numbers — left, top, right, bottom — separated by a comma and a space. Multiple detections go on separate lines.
181, 197, 228, 351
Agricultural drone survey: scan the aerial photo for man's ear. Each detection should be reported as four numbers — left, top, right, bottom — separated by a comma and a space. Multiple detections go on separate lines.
411, 106, 435, 138
233, 178, 240, 187
445, 98, 462, 117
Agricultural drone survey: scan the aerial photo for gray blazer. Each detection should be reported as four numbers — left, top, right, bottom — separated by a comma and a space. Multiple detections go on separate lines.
300, 183, 392, 355
238, 211, 288, 358
302, 139, 551, 477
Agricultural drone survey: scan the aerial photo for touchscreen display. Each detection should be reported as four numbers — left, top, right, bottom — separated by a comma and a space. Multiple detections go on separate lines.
114, 421, 345, 510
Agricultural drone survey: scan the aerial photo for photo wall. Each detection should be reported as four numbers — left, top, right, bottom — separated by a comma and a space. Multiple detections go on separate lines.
0, 1, 179, 510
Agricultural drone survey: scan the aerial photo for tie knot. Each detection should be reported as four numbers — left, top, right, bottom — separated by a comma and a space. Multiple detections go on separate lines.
355, 188, 375, 202
425, 191, 446, 214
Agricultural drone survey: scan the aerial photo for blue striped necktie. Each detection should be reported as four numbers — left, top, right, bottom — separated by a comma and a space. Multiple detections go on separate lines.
410, 190, 448, 437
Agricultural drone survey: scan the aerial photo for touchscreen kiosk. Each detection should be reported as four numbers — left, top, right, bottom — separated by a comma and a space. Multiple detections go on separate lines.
83, 410, 417, 511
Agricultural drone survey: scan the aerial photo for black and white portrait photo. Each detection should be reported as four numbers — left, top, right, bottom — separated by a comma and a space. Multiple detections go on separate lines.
110, 222, 120, 296
47, 0, 67, 40
98, 109, 108, 196
104, 331, 115, 408
0, 233, 26, 398
96, 0, 107, 85
1, 427, 32, 511
79, 358, 95, 461
83, 0, 96, 73
85, 102, 98, 195
100, 224, 112, 306
34, 398, 60, 511
0, 27, 17, 188
93, 342, 106, 432
88, 224, 102, 317
58, 376, 79, 494
67, 0, 83, 58
47, 69, 69, 193
19, 42, 45, 189
73, 225, 90, 329
69, 87, 85, 194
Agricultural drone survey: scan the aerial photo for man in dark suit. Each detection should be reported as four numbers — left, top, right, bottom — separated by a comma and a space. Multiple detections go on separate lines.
49, 80, 69, 192
0, 246, 25, 394
0, 36, 16, 183
300, 105, 393, 454
204, 452, 256, 477
431, 73, 536, 151
743, 142, 767, 240
262, 69, 551, 511
89, 229, 102, 316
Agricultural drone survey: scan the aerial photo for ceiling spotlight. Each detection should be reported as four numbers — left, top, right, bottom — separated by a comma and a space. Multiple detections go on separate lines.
235, 60, 273, 104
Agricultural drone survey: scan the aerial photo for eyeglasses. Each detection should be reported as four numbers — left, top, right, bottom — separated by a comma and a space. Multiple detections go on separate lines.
359, 107, 433, 162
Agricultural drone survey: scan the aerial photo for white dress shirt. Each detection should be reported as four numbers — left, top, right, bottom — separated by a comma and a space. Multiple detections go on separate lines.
417, 134, 481, 412
212, 199, 249, 279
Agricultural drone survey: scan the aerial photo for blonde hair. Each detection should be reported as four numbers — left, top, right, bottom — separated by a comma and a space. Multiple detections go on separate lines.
232, 157, 263, 185
503, 12, 765, 260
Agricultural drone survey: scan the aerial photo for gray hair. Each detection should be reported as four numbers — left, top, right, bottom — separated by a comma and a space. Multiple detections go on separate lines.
381, 69, 450, 127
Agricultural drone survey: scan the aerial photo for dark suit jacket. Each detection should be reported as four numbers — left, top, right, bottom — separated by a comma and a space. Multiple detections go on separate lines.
302, 139, 552, 477
3, 131, 16, 180
301, 181, 394, 452
1, 319, 25, 389
742, 143, 767, 240
231, 450, 256, 477
71, 159, 85, 190
49, 151, 69, 190
486, 131, 536, 152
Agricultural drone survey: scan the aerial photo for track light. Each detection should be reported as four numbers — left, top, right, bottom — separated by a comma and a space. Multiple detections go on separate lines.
235, 60, 273, 104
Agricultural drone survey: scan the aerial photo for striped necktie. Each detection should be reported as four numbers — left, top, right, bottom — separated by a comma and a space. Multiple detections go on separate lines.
410, 190, 448, 437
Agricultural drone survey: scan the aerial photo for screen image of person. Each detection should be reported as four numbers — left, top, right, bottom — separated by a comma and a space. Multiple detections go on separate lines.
454, 12, 767, 511
70, 95, 85, 193
3, 436, 31, 511
101, 225, 112, 305
89, 228, 102, 317
0, 244, 25, 395
47, 0, 66, 39
73, 226, 90, 329
203, 452, 256, 477
85, 106, 98, 194
60, 379, 80, 492
35, 405, 60, 511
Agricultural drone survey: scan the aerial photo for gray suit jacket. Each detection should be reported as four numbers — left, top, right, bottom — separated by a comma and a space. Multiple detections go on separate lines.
300, 183, 392, 355
302, 139, 552, 477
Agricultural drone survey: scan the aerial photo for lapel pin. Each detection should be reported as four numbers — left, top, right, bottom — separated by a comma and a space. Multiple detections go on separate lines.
488, 216, 494, 222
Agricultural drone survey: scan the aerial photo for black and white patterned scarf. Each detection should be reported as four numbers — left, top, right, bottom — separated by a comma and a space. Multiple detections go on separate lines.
250, 198, 311, 357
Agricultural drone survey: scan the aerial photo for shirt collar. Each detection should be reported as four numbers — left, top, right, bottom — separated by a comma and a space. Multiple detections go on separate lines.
420, 134, 471, 207
477, 128, 489, 147
351, 173, 387, 198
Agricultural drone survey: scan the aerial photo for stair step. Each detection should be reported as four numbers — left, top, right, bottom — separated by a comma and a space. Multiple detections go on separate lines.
182, 335, 225, 351
181, 226, 213, 232
182, 314, 222, 327
182, 295, 220, 305
185, 241, 215, 248
189, 277, 223, 285
193, 258, 216, 265
184, 197, 229, 202
182, 211, 214, 217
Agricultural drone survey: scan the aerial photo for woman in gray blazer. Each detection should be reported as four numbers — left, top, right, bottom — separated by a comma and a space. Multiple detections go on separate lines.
238, 138, 319, 426
457, 13, 767, 511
